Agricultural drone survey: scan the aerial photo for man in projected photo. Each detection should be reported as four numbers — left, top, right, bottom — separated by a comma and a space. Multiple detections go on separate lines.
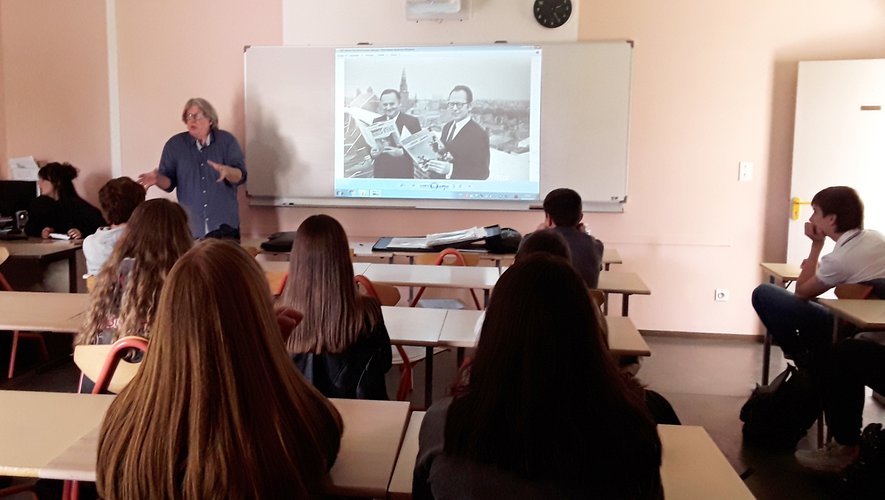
371, 89, 421, 178
422, 85, 490, 181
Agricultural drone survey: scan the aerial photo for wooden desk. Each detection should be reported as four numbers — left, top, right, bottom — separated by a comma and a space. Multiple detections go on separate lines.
364, 263, 499, 307
605, 316, 652, 357
817, 298, 885, 330
658, 424, 754, 500
818, 298, 885, 350
0, 391, 410, 498
0, 391, 115, 479
0, 291, 87, 332
387, 422, 753, 500
597, 271, 651, 316
760, 262, 801, 287
382, 306, 448, 409
389, 411, 425, 500
436, 309, 650, 357
2, 239, 83, 292
602, 247, 622, 270
260, 261, 372, 295
389, 245, 622, 270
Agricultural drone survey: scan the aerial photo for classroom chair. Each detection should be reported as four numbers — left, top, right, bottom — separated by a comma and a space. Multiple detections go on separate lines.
73, 336, 149, 394
355, 274, 442, 401
0, 246, 50, 379
410, 248, 482, 309
67, 336, 149, 500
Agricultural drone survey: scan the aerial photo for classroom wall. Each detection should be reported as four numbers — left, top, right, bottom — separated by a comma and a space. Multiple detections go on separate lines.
0, 0, 111, 204
2, 0, 884, 335
0, 4, 6, 176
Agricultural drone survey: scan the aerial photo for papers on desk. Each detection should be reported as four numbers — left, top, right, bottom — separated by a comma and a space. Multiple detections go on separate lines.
375, 225, 501, 252
8, 156, 39, 181
426, 226, 490, 246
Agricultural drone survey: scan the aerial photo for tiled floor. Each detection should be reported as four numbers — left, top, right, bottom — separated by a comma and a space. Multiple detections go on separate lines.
3, 331, 885, 499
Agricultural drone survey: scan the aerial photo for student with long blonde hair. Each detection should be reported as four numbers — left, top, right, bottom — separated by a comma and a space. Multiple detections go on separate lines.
278, 214, 392, 399
77, 199, 192, 347
98, 240, 342, 499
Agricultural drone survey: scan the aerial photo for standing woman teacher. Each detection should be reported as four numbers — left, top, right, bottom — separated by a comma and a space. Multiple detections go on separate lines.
138, 98, 247, 239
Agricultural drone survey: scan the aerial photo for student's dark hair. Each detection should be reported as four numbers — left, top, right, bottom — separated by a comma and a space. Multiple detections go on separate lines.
38, 162, 81, 201
98, 177, 146, 225
444, 255, 662, 497
516, 229, 571, 262
449, 85, 473, 103
812, 186, 864, 232
380, 88, 401, 101
542, 188, 583, 227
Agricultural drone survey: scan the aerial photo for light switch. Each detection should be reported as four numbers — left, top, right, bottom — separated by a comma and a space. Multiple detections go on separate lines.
738, 161, 753, 182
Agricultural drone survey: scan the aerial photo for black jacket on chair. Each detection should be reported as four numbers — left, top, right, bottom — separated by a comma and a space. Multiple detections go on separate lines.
291, 302, 393, 400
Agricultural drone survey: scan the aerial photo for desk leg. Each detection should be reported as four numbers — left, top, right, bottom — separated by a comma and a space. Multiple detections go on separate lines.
621, 295, 630, 316
424, 346, 434, 409
603, 293, 609, 315
456, 347, 465, 368
483, 289, 490, 309
604, 263, 611, 271
68, 253, 78, 293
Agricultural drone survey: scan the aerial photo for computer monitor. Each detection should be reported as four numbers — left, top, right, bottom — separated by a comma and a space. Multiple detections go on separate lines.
0, 180, 38, 216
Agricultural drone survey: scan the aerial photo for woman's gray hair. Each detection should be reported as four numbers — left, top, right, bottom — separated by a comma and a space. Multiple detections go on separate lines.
181, 97, 219, 129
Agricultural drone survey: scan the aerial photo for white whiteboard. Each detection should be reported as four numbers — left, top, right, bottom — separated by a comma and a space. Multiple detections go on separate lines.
244, 42, 632, 211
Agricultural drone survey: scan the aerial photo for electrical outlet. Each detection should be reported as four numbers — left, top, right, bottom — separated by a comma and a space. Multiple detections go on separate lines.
714, 288, 730, 302
738, 161, 753, 182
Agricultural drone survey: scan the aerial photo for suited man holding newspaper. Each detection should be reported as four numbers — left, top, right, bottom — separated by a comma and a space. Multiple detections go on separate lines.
371, 89, 421, 179
422, 85, 490, 181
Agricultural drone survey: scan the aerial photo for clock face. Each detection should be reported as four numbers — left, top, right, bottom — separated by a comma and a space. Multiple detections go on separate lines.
534, 0, 572, 29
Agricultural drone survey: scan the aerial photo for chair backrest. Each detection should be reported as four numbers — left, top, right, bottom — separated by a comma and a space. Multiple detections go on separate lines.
835, 283, 874, 300
355, 274, 401, 306
0, 246, 12, 292
74, 336, 149, 394
414, 248, 480, 267
861, 278, 885, 299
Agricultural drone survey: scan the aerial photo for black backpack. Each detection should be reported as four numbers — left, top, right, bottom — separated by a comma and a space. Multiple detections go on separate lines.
739, 364, 821, 450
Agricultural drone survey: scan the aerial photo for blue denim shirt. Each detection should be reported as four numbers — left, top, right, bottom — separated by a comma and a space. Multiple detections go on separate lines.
158, 129, 246, 237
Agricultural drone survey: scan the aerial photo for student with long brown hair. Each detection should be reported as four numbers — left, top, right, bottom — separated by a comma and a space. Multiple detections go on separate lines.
98, 240, 342, 499
77, 198, 192, 347
278, 214, 392, 400
414, 254, 663, 499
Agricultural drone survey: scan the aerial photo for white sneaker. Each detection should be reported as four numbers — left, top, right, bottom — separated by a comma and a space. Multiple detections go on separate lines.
795, 441, 860, 473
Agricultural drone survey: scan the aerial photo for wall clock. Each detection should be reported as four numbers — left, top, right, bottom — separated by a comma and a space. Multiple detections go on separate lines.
533, 0, 572, 29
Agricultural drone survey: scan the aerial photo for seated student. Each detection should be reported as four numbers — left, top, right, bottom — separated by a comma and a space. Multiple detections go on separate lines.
25, 162, 106, 239
278, 214, 392, 400
530, 188, 604, 288
414, 255, 662, 499
82, 177, 146, 275
514, 229, 681, 426
752, 186, 885, 367
77, 199, 192, 347
97, 240, 342, 499
515, 228, 571, 262
796, 338, 885, 472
